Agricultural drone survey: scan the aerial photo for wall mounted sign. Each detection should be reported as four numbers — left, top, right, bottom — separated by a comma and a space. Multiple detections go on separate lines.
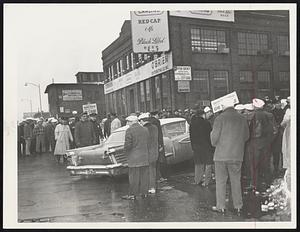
62, 89, 82, 101
170, 10, 234, 22
131, 11, 170, 53
174, 66, 192, 81
178, 80, 190, 93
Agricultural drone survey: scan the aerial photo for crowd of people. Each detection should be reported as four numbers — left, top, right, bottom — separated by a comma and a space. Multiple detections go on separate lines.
17, 95, 291, 215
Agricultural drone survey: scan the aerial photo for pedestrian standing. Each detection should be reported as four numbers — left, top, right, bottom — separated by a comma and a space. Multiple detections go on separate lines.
68, 117, 76, 149
89, 113, 103, 144
103, 113, 111, 139
110, 113, 122, 133
149, 110, 168, 182
18, 121, 26, 157
44, 119, 53, 152
23, 119, 33, 156
74, 112, 96, 147
190, 107, 214, 186
139, 112, 159, 194
54, 117, 73, 163
247, 98, 273, 190
48, 119, 57, 153
33, 118, 46, 154
281, 101, 291, 192
210, 98, 249, 215
122, 115, 150, 200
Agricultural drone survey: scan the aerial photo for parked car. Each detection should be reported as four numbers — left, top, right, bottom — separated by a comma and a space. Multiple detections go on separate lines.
65, 118, 193, 176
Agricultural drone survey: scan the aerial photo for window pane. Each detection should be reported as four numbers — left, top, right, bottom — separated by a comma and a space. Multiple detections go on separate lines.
240, 71, 253, 83
212, 71, 229, 98
238, 32, 268, 55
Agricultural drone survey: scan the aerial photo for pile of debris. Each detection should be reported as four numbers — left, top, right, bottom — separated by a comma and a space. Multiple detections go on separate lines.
260, 177, 290, 215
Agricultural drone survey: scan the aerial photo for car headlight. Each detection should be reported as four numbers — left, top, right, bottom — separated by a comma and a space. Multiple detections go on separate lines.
108, 148, 116, 154
66, 151, 75, 157
103, 148, 116, 159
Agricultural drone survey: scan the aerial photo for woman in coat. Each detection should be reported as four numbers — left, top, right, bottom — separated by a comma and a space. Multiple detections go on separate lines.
54, 117, 73, 163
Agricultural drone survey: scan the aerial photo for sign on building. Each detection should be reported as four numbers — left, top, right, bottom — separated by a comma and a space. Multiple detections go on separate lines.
104, 52, 173, 94
174, 66, 192, 81
177, 81, 190, 93
59, 107, 64, 113
82, 103, 98, 115
170, 10, 234, 22
131, 11, 170, 53
62, 89, 83, 101
211, 91, 239, 113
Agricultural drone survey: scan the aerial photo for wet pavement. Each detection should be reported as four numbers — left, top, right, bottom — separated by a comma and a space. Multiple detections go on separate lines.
18, 153, 290, 222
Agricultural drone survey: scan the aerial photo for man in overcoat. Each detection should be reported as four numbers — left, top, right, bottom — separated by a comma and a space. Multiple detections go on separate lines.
190, 107, 214, 186
211, 98, 249, 215
122, 115, 150, 200
74, 112, 96, 147
139, 113, 159, 193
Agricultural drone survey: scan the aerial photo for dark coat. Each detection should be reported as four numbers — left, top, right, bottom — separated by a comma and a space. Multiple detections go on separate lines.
124, 122, 150, 168
74, 121, 96, 147
91, 120, 103, 144
211, 108, 249, 162
148, 116, 165, 163
103, 118, 111, 138
144, 122, 159, 164
190, 114, 214, 164
248, 109, 272, 149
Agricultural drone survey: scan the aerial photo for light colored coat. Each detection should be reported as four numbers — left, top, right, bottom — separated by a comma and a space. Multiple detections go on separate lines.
281, 108, 291, 169
211, 108, 249, 162
54, 124, 73, 155
111, 118, 122, 132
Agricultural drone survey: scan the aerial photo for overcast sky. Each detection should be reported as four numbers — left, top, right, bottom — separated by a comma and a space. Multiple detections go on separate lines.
5, 4, 131, 120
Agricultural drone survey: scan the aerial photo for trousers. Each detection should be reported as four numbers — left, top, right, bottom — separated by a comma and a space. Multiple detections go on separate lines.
25, 138, 32, 155
128, 166, 149, 196
215, 161, 243, 210
194, 163, 213, 185
149, 162, 157, 190
36, 135, 46, 153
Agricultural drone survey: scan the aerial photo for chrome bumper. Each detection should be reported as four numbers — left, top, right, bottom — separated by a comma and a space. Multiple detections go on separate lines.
66, 164, 128, 176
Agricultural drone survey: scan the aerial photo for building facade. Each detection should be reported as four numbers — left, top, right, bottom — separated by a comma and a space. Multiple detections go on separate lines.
75, 72, 105, 83
102, 11, 290, 115
45, 83, 105, 118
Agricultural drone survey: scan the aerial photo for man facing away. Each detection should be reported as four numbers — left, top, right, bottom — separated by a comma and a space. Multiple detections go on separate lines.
122, 115, 150, 200
74, 112, 96, 148
210, 98, 249, 215
139, 112, 159, 194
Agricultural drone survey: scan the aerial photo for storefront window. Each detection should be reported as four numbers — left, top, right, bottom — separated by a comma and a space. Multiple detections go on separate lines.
161, 74, 171, 109
145, 80, 151, 111
238, 32, 268, 55
139, 82, 145, 112
191, 28, 227, 53
193, 70, 210, 100
212, 71, 229, 98
155, 75, 161, 110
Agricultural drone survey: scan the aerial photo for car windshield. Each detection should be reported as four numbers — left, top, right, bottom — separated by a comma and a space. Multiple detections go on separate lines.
162, 121, 187, 138
105, 130, 126, 145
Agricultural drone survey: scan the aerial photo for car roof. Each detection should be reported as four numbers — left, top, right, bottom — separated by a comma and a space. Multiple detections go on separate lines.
112, 117, 186, 133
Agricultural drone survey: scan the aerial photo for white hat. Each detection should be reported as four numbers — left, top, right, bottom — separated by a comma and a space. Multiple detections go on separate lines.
281, 99, 287, 109
234, 104, 245, 110
138, 112, 150, 120
244, 103, 254, 111
252, 98, 265, 108
126, 115, 138, 122
221, 98, 234, 109
51, 119, 58, 123
204, 106, 211, 113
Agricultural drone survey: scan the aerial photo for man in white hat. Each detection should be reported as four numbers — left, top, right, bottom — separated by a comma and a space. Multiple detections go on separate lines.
139, 112, 159, 194
247, 98, 273, 191
122, 115, 150, 200
234, 104, 245, 114
210, 97, 249, 215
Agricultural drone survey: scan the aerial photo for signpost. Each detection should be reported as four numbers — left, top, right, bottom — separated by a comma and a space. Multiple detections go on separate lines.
210, 91, 239, 113
82, 103, 98, 115
131, 11, 170, 53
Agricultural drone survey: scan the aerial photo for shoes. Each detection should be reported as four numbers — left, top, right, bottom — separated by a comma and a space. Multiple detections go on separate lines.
234, 208, 243, 216
148, 188, 156, 194
121, 195, 136, 200
212, 206, 226, 214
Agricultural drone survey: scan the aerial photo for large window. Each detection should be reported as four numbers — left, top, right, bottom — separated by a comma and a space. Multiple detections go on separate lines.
191, 28, 227, 53
279, 71, 290, 89
257, 71, 271, 89
139, 82, 145, 112
278, 35, 289, 55
239, 71, 253, 83
238, 32, 268, 55
193, 70, 210, 99
212, 71, 229, 98
145, 80, 151, 111
161, 74, 171, 109
154, 75, 161, 110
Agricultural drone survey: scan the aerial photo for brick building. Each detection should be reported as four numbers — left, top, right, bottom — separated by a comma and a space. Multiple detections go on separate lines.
75, 72, 105, 83
102, 10, 290, 115
45, 83, 105, 118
